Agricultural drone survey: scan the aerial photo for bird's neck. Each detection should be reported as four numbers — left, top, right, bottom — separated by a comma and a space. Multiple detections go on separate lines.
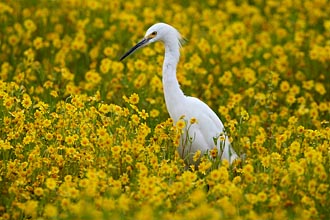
163, 44, 180, 83
162, 43, 185, 121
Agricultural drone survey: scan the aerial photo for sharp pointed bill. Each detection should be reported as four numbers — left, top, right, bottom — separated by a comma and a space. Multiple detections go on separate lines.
120, 38, 149, 61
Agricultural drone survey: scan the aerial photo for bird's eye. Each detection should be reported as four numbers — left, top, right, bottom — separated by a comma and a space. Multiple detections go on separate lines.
147, 31, 157, 39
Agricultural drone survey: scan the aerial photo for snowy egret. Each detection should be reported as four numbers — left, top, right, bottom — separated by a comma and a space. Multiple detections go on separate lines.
120, 23, 238, 164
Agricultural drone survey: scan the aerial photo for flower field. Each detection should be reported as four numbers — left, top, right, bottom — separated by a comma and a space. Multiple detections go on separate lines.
0, 0, 330, 219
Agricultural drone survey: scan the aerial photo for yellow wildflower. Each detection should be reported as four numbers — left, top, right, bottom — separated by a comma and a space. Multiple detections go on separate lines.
176, 119, 186, 130
34, 187, 44, 196
44, 204, 58, 218
45, 178, 56, 190
190, 117, 198, 124
129, 93, 139, 104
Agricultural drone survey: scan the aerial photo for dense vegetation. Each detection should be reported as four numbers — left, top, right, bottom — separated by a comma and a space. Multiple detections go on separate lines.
0, 0, 329, 219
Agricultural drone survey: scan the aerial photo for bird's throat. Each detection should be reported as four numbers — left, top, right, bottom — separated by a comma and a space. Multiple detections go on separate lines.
162, 47, 185, 121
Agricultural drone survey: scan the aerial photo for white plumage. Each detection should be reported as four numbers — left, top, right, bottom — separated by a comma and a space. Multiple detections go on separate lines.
120, 23, 238, 164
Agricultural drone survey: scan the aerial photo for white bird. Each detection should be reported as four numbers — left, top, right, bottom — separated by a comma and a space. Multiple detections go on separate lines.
120, 23, 238, 165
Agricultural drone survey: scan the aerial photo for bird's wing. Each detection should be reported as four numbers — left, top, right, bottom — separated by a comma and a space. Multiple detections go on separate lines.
185, 97, 225, 130
184, 97, 225, 144
185, 96, 238, 161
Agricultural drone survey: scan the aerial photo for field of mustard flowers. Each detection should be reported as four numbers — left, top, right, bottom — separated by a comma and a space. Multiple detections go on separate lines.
0, 0, 330, 219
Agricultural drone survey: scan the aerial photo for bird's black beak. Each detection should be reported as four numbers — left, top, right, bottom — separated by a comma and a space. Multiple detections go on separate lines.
120, 38, 149, 61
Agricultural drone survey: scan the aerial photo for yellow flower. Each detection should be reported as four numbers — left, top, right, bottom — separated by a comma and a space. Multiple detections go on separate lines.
280, 80, 290, 92
138, 109, 149, 119
280, 175, 290, 187
102, 198, 115, 211
134, 59, 147, 71
100, 58, 111, 74
85, 70, 101, 85
150, 109, 160, 117
3, 96, 15, 109
118, 194, 130, 212
111, 145, 121, 157
97, 127, 108, 139
89, 45, 100, 61
99, 103, 111, 114
190, 117, 198, 124
24, 19, 37, 32
257, 191, 267, 202
210, 147, 218, 159
319, 102, 329, 112
0, 2, 13, 14
131, 114, 140, 125
134, 73, 147, 88
44, 204, 58, 218
189, 189, 206, 205
45, 178, 56, 190
103, 46, 114, 57
0, 139, 12, 150
243, 164, 254, 173
297, 125, 305, 134
64, 175, 72, 182
193, 150, 201, 162
60, 198, 70, 210
255, 92, 266, 105
33, 37, 43, 50
60, 68, 74, 81
290, 84, 300, 95
198, 161, 212, 175
269, 194, 281, 207
120, 173, 129, 185
286, 93, 296, 105
260, 156, 270, 168
308, 179, 317, 194
34, 187, 44, 196
65, 135, 75, 145
129, 93, 139, 104
80, 137, 90, 147
219, 71, 233, 86
315, 82, 326, 95
289, 162, 304, 176
233, 176, 241, 184
50, 90, 58, 97
240, 108, 249, 121
176, 119, 186, 130
289, 141, 300, 156
23, 200, 38, 218
245, 193, 258, 204
209, 167, 228, 183
243, 67, 256, 85
302, 80, 314, 90
8, 35, 19, 46
79, 178, 89, 188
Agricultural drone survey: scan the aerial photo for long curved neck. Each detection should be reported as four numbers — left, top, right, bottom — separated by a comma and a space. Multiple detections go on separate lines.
162, 42, 185, 121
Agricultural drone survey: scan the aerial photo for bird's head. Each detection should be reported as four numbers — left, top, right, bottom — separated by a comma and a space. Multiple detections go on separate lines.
120, 23, 183, 61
